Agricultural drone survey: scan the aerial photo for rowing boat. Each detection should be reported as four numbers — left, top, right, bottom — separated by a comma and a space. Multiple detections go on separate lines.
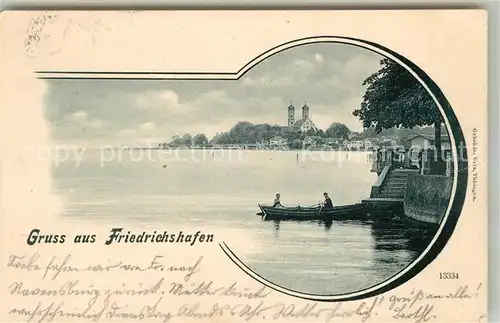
257, 203, 366, 221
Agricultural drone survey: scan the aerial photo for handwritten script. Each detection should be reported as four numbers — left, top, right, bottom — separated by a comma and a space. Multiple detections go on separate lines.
3, 252, 484, 322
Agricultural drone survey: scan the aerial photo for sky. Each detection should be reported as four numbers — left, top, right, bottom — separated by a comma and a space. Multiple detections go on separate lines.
44, 42, 384, 146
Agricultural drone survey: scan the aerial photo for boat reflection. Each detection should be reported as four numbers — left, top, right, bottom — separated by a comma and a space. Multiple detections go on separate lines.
271, 218, 370, 232
266, 213, 437, 260
323, 219, 333, 231
273, 220, 280, 232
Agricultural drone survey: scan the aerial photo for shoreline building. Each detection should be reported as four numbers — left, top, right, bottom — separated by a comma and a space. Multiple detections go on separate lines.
287, 102, 318, 133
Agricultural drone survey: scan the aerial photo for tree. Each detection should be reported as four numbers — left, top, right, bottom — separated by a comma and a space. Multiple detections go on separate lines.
193, 133, 208, 146
253, 123, 277, 143
170, 135, 182, 147
210, 132, 233, 145
228, 121, 256, 144
353, 58, 444, 173
360, 127, 377, 138
306, 128, 317, 137
288, 139, 303, 150
325, 122, 351, 139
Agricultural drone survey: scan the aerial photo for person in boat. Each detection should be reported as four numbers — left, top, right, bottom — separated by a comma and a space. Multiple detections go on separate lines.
273, 193, 283, 208
322, 192, 334, 209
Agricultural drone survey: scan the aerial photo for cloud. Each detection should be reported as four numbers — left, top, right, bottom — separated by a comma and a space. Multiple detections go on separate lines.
157, 90, 180, 105
195, 90, 228, 103
46, 42, 385, 144
170, 92, 287, 136
119, 129, 137, 136
117, 122, 161, 146
132, 89, 186, 114
62, 110, 103, 129
341, 54, 381, 81
86, 120, 103, 128
66, 110, 88, 122
241, 77, 258, 86
120, 121, 156, 137
293, 59, 314, 69
241, 75, 295, 88
139, 122, 156, 131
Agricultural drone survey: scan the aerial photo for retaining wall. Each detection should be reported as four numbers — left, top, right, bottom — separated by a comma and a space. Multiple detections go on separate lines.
404, 174, 453, 225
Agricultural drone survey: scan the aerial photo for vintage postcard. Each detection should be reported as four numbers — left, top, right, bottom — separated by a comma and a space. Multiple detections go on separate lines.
0, 10, 488, 322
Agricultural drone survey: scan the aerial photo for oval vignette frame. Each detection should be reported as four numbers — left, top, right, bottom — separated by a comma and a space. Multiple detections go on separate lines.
219, 36, 469, 302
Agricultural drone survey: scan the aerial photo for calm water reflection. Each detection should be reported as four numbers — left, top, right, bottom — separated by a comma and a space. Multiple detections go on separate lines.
241, 216, 435, 295
53, 149, 437, 295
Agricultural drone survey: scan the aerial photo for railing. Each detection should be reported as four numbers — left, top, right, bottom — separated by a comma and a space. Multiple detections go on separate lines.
371, 147, 454, 177
370, 166, 391, 198
370, 149, 393, 173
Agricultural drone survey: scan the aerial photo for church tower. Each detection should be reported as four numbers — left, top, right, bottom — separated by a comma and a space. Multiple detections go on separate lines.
288, 102, 295, 127
302, 102, 310, 119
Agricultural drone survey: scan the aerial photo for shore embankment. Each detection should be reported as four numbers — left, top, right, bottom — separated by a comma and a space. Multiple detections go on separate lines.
404, 173, 453, 225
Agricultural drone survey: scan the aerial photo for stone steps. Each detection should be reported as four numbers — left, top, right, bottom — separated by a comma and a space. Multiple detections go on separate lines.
382, 182, 406, 186
381, 186, 405, 190
384, 180, 408, 185
372, 169, 417, 201
384, 186, 407, 191
382, 181, 408, 188
378, 193, 405, 198
388, 173, 412, 178
378, 171, 411, 199
385, 176, 409, 180
385, 177, 408, 181
380, 188, 406, 194
386, 176, 408, 180
379, 188, 406, 194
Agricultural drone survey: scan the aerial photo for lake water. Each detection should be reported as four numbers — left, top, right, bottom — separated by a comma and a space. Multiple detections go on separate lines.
52, 149, 434, 295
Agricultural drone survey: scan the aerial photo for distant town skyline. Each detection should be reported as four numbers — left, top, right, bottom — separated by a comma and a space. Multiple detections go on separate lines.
45, 42, 384, 147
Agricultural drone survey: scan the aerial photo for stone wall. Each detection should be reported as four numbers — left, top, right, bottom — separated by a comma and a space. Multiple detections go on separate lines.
404, 174, 453, 225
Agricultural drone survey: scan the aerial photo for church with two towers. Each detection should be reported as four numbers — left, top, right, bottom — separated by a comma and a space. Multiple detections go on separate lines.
287, 102, 318, 133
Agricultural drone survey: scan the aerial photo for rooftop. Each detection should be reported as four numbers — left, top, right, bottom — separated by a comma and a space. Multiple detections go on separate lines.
406, 134, 451, 142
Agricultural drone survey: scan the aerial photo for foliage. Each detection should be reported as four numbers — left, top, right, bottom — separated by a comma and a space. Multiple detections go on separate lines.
353, 58, 442, 132
354, 58, 445, 173
210, 132, 233, 145
325, 122, 351, 139
169, 135, 181, 147
228, 121, 255, 144
283, 129, 306, 143
288, 139, 303, 150
193, 133, 208, 146
181, 134, 192, 146
226, 122, 284, 144
169, 134, 192, 147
